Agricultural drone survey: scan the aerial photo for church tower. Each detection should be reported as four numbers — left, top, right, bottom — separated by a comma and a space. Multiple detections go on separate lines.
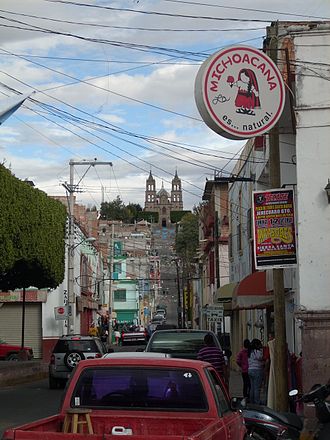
171, 170, 183, 210
144, 170, 156, 210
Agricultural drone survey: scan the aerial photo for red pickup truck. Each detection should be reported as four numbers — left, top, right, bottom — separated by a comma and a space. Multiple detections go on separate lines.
2, 354, 246, 440
0, 341, 33, 361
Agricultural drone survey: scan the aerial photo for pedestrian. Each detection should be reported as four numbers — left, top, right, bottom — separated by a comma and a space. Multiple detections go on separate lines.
248, 338, 264, 404
236, 339, 251, 399
88, 322, 99, 337
197, 333, 226, 382
114, 329, 121, 346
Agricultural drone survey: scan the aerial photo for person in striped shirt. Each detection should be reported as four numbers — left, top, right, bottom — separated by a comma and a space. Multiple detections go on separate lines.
197, 333, 226, 379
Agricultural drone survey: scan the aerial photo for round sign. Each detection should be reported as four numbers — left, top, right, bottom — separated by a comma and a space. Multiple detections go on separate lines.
57, 307, 65, 314
195, 45, 285, 140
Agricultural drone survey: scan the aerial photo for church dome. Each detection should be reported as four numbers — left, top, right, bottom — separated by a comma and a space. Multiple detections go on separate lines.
157, 187, 169, 197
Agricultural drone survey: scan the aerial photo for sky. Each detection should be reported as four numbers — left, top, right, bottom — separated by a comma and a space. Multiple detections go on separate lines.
0, 0, 329, 211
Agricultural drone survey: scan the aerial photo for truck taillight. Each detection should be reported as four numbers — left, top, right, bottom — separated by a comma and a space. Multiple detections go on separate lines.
95, 353, 102, 358
50, 354, 55, 365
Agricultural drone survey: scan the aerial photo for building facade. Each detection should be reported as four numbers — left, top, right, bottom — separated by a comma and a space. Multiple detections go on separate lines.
221, 22, 330, 396
196, 22, 330, 400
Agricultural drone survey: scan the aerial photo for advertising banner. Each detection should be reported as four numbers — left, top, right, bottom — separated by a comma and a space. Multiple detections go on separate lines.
253, 189, 297, 269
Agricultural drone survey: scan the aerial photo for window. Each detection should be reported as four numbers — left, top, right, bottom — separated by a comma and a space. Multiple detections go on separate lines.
148, 331, 219, 355
114, 289, 126, 302
206, 368, 231, 415
72, 367, 208, 411
237, 224, 242, 252
53, 339, 98, 353
113, 262, 122, 274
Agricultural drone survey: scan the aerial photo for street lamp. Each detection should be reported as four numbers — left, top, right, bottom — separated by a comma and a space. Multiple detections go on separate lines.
67, 236, 96, 335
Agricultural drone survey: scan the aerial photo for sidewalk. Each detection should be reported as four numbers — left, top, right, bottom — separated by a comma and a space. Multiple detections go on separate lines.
0, 361, 47, 387
229, 369, 243, 397
229, 369, 267, 403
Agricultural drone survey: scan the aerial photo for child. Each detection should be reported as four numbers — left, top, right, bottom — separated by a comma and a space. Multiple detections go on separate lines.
236, 339, 250, 398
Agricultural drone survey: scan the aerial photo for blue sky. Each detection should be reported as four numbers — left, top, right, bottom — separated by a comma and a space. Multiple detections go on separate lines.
0, 0, 329, 210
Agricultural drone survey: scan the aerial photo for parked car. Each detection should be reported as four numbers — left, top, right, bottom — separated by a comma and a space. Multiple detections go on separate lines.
0, 339, 34, 361
144, 329, 222, 359
48, 334, 107, 389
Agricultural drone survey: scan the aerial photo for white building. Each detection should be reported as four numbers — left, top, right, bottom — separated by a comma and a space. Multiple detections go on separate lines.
42, 223, 103, 360
225, 21, 330, 392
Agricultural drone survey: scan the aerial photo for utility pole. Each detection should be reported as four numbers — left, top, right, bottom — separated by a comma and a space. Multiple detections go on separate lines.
175, 258, 182, 328
65, 159, 76, 335
63, 159, 112, 335
108, 222, 115, 346
267, 23, 288, 411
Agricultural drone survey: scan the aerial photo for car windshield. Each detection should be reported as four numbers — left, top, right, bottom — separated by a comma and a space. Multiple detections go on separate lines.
148, 332, 216, 355
71, 366, 208, 411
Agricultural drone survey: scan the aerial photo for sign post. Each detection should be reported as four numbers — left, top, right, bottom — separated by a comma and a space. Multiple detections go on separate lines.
54, 306, 68, 320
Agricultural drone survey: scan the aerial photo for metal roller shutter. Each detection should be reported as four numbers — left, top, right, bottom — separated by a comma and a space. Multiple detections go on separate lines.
0, 303, 42, 359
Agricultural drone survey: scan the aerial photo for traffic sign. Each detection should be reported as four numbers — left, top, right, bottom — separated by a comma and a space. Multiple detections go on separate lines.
54, 305, 68, 320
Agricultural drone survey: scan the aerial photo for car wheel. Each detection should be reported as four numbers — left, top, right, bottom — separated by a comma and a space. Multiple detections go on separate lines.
64, 351, 85, 370
6, 353, 19, 361
49, 375, 59, 389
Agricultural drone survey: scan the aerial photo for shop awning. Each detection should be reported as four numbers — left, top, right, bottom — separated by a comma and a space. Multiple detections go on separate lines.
215, 282, 238, 311
232, 271, 273, 310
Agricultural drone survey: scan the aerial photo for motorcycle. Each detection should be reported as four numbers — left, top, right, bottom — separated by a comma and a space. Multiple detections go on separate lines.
233, 382, 330, 440
289, 383, 330, 440
240, 399, 302, 439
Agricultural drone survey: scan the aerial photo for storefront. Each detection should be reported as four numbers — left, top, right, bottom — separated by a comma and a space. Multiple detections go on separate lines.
0, 290, 46, 358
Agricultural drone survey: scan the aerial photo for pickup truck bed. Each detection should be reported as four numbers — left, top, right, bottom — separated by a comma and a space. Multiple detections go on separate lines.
9, 414, 218, 439
3, 356, 246, 440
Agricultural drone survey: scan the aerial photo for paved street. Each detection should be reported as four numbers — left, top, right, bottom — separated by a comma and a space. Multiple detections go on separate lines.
0, 378, 63, 437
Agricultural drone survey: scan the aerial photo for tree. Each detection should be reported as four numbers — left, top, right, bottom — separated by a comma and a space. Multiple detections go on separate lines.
125, 203, 143, 223
0, 165, 67, 290
100, 197, 143, 223
175, 212, 199, 264
100, 196, 126, 220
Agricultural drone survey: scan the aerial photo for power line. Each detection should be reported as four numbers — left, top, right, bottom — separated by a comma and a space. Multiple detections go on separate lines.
161, 0, 330, 20
0, 8, 265, 32
45, 0, 328, 22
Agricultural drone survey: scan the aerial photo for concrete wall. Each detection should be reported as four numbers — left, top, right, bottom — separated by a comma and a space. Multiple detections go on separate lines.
291, 25, 330, 392
294, 30, 330, 311
0, 361, 48, 387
